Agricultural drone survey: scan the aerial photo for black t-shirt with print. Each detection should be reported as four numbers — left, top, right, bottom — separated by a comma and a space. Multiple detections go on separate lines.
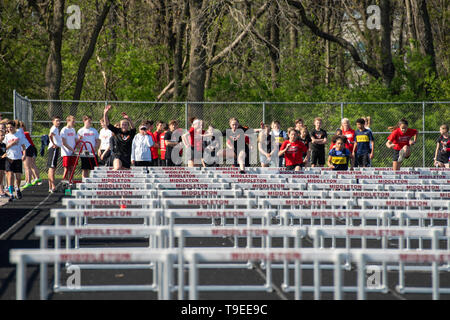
310, 129, 327, 152
107, 124, 136, 158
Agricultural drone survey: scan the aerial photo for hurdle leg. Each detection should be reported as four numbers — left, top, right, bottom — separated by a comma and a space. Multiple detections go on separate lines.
334, 254, 343, 300
294, 260, 302, 300
40, 235, 48, 300
178, 233, 185, 300
189, 254, 198, 300
313, 258, 321, 300
357, 254, 366, 300
16, 256, 27, 300
432, 261, 439, 300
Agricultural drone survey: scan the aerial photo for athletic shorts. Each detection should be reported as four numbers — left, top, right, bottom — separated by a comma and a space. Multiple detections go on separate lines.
436, 153, 449, 164
286, 163, 304, 171
63, 155, 77, 168
81, 156, 97, 170
47, 147, 60, 168
392, 149, 401, 161
25, 145, 38, 158
0, 158, 5, 171
5, 159, 23, 173
356, 154, 370, 167
134, 160, 152, 167
310, 149, 325, 165
113, 154, 131, 169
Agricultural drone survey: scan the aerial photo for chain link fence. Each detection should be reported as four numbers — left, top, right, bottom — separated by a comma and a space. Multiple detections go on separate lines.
12, 91, 449, 177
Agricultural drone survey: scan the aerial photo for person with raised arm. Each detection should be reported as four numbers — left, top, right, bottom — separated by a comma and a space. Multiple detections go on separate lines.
103, 104, 136, 170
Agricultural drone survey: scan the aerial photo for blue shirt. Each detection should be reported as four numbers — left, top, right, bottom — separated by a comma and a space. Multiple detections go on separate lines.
354, 129, 373, 155
329, 148, 350, 170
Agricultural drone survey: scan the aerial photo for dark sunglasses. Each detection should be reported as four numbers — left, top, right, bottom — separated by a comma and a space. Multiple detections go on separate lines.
140, 127, 147, 130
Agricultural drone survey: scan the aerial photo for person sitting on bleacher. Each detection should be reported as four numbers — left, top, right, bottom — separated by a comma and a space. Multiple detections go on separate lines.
328, 136, 353, 171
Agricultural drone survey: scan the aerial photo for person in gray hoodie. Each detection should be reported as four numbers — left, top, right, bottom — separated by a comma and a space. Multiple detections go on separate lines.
131, 122, 154, 167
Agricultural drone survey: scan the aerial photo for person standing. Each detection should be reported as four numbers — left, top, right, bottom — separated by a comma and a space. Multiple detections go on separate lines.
77, 115, 100, 178
60, 115, 78, 181
310, 117, 328, 167
164, 120, 182, 166
5, 121, 26, 200
47, 116, 62, 193
354, 118, 374, 167
98, 119, 113, 166
103, 105, 136, 170
434, 124, 449, 168
131, 122, 154, 167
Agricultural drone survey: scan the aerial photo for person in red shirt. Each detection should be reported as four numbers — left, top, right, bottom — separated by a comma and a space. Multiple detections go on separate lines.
278, 128, 308, 171
329, 129, 352, 152
144, 120, 159, 166
160, 123, 168, 166
183, 119, 206, 167
341, 118, 356, 154
386, 119, 418, 170
153, 121, 165, 166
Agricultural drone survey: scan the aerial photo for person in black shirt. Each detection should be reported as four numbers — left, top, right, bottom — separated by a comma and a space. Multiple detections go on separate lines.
298, 127, 311, 165
310, 117, 328, 167
103, 104, 136, 170
434, 124, 449, 168
0, 130, 7, 197
223, 117, 251, 173
164, 120, 183, 166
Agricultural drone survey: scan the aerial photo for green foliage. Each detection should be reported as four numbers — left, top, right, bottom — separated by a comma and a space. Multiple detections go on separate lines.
111, 47, 161, 101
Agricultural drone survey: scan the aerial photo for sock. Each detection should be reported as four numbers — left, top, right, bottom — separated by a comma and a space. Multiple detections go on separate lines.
8, 186, 14, 195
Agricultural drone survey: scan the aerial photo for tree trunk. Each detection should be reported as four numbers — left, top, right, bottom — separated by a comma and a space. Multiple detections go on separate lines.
404, 0, 417, 50
71, 0, 113, 116
173, 0, 189, 101
187, 0, 207, 119
380, 0, 395, 86
45, 0, 65, 118
414, 0, 437, 75
266, 2, 280, 91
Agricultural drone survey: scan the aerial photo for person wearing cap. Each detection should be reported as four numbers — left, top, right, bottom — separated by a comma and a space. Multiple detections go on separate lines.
131, 122, 154, 167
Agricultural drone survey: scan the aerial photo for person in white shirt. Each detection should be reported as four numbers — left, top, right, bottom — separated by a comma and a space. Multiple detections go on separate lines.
131, 123, 154, 166
98, 119, 112, 166
60, 115, 78, 181
5, 121, 27, 201
47, 116, 62, 193
77, 115, 100, 178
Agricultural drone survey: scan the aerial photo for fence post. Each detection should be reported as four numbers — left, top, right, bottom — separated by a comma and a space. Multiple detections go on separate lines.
262, 102, 266, 124
185, 102, 188, 130
422, 102, 426, 167
13, 89, 16, 120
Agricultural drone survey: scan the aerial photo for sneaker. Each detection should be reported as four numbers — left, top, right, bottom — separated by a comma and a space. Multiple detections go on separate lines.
22, 183, 32, 190
239, 170, 246, 174
49, 189, 57, 194
16, 190, 22, 199
33, 178, 43, 186
397, 149, 406, 163
8, 195, 14, 202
